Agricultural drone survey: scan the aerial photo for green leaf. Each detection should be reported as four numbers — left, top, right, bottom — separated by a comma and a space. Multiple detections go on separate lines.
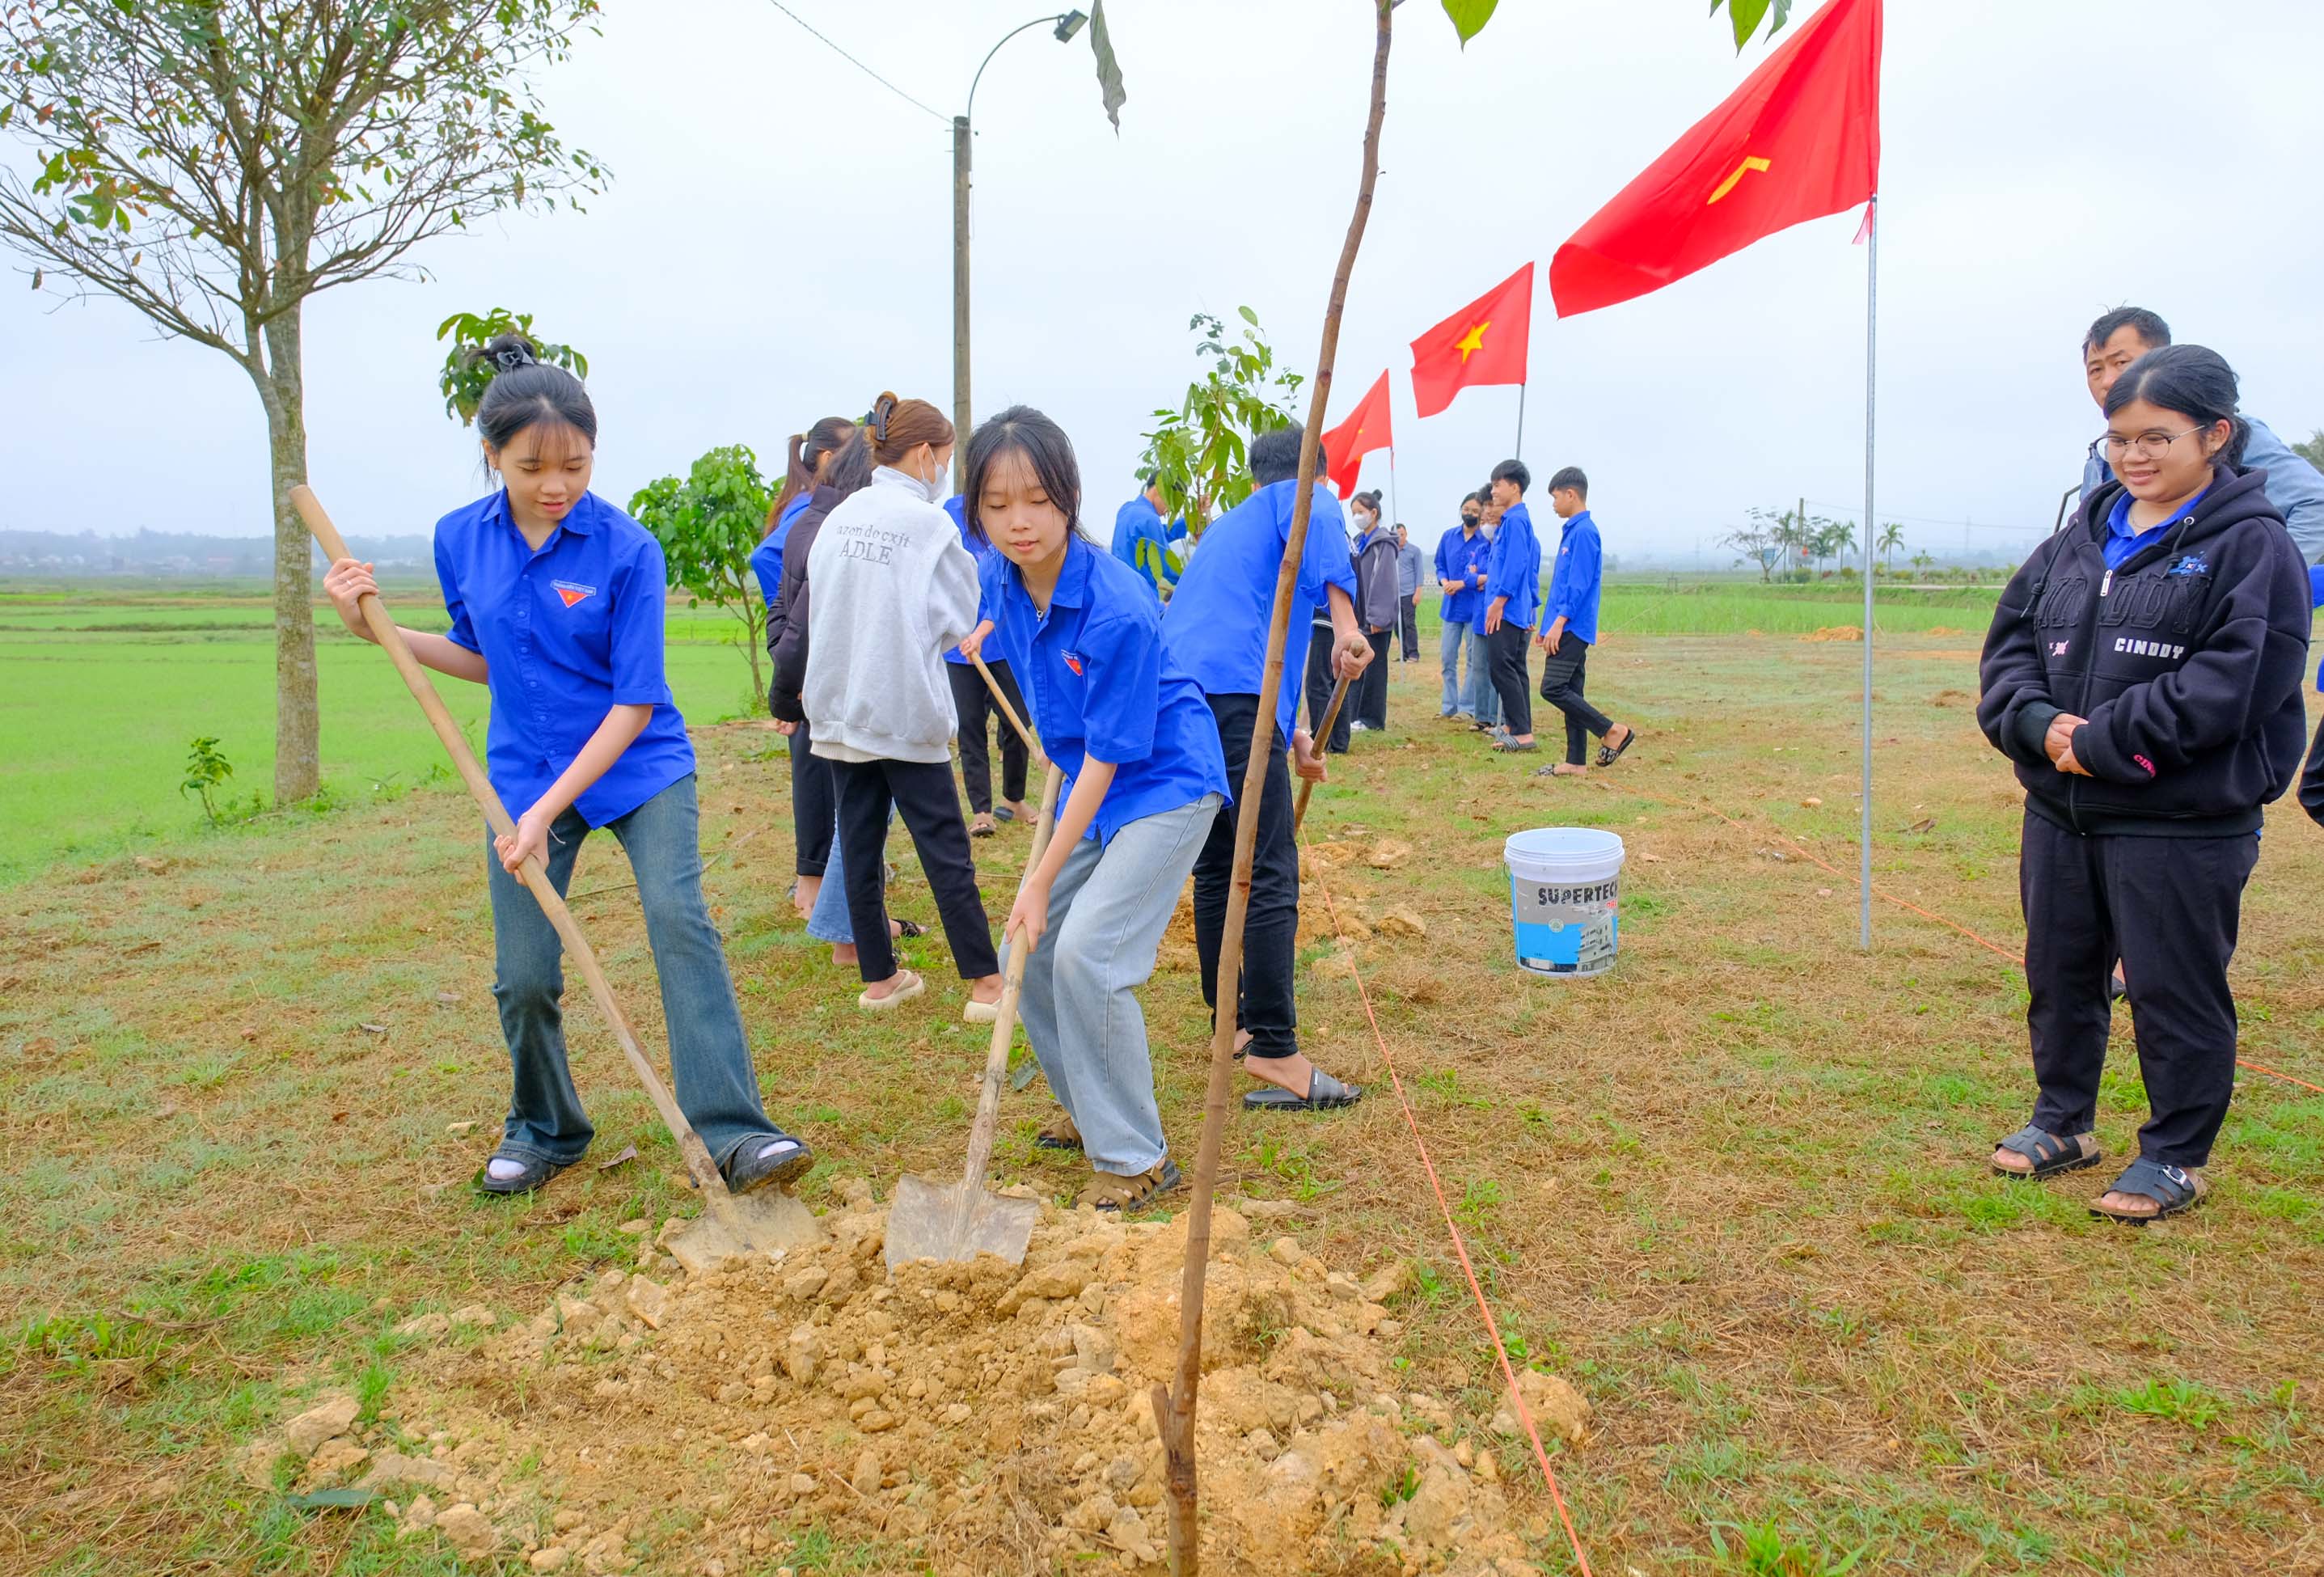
1236, 306, 1258, 327
285, 1488, 378, 1512
1442, 0, 1499, 45
1088, 0, 1126, 133
1709, 0, 1792, 50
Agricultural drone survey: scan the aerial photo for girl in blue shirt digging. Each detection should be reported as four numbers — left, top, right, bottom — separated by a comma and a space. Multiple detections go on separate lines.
958, 408, 1230, 1212
320, 336, 813, 1199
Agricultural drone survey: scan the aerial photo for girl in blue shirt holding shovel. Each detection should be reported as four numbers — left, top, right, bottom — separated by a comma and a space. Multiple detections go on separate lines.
321, 336, 813, 1199
958, 407, 1229, 1212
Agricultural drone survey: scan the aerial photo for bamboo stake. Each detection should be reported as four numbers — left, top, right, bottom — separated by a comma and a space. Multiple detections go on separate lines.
1155, 6, 1394, 1572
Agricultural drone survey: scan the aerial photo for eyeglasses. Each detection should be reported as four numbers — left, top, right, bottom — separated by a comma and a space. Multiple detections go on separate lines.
2097, 426, 2207, 460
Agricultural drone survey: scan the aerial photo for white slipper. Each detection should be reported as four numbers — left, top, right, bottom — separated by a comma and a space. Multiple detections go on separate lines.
857, 970, 925, 1012
963, 996, 1002, 1025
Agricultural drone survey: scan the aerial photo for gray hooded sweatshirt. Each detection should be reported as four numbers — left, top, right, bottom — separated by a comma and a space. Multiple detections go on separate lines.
804, 465, 980, 765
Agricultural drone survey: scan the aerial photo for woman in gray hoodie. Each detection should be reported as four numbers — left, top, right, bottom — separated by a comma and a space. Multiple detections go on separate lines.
798, 393, 1003, 1017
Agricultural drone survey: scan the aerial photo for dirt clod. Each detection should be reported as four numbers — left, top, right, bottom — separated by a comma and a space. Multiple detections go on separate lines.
282, 1394, 357, 1458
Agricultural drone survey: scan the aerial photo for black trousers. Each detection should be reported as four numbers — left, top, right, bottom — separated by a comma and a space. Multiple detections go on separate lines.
2020, 810, 2257, 1168
945, 659, 1029, 815
830, 756, 1001, 985
1489, 619, 1534, 737
788, 717, 835, 877
1355, 630, 1392, 729
1191, 693, 1302, 1060
1536, 632, 1614, 765
1304, 628, 1350, 754
1398, 598, 1419, 661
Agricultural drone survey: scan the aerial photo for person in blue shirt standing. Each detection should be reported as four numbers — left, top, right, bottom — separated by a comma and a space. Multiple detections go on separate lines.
1468, 490, 1503, 731
1435, 496, 1487, 718
1481, 459, 1544, 753
1532, 467, 1638, 777
1112, 473, 1188, 599
941, 493, 1032, 837
1164, 425, 1370, 1113
320, 335, 813, 1199
958, 408, 1230, 1211
2078, 307, 2324, 563
752, 416, 854, 918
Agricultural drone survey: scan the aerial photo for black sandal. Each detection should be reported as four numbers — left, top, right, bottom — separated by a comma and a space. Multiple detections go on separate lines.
1244, 1068, 1363, 1112
1992, 1124, 2100, 1180
1595, 726, 1638, 768
894, 918, 927, 939
2089, 1157, 2208, 1224
473, 1152, 570, 1197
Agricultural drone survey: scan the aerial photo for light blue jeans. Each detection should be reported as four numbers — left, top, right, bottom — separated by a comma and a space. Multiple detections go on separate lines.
486, 774, 776, 1169
1466, 622, 1501, 727
1439, 619, 1473, 715
1014, 793, 1220, 1176
804, 811, 874, 944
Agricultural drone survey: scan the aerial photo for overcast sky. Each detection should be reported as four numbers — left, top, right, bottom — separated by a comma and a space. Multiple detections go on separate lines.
2, 0, 2318, 565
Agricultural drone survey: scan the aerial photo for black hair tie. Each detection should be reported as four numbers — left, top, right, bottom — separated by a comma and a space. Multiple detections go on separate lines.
493, 345, 536, 372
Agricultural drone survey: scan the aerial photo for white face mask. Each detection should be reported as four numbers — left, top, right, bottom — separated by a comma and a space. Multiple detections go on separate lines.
919, 454, 949, 500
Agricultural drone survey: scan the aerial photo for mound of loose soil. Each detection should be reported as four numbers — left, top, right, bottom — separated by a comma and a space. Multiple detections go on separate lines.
256, 1185, 1581, 1576
1799, 625, 1863, 642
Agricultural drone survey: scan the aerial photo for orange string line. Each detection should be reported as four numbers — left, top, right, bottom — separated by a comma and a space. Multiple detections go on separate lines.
1591, 779, 2324, 1097
1301, 827, 1597, 1577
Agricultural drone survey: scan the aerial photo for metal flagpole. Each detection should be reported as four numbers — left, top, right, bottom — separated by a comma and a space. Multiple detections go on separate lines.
1388, 446, 1401, 528
1515, 383, 1527, 462
1857, 194, 1878, 949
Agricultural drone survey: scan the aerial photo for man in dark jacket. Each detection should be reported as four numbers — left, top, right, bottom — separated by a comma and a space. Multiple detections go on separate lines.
1980, 425, 2308, 1221
1350, 493, 1401, 731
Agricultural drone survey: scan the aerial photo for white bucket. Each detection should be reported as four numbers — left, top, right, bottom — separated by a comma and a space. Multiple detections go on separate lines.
1503, 827, 1625, 979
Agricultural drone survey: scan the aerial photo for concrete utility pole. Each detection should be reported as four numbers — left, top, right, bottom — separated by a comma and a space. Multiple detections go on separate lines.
955, 12, 1088, 447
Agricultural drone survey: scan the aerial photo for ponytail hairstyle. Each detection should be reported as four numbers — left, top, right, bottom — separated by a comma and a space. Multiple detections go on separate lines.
963, 405, 1085, 548
767, 416, 856, 537
863, 391, 956, 468
472, 334, 597, 455
2103, 344, 2250, 469
823, 425, 876, 501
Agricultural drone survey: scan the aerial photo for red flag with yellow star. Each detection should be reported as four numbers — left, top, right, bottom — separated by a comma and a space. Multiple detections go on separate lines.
1318, 370, 1393, 497
1549, 0, 1881, 318
1408, 263, 1533, 420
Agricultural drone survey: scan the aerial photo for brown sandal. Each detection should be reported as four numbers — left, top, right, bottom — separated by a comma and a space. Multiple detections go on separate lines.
1036, 1110, 1084, 1152
1078, 1159, 1182, 1212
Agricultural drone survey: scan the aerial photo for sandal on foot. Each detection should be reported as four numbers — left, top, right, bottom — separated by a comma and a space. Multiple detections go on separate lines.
1035, 1110, 1084, 1152
1536, 763, 1587, 777
1244, 1068, 1363, 1112
963, 995, 1004, 1025
1992, 1124, 2100, 1180
995, 805, 1019, 824
970, 817, 997, 839
1491, 738, 1539, 754
894, 918, 926, 940
857, 970, 925, 1011
723, 1132, 815, 1194
1595, 727, 1638, 768
474, 1151, 571, 1197
2089, 1157, 2208, 1224
1079, 1158, 1182, 1212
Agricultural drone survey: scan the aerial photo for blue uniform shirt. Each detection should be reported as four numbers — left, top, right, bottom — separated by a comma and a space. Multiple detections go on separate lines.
1434, 524, 1487, 624
1485, 499, 1543, 629
2103, 486, 2208, 572
1112, 495, 1186, 594
436, 488, 695, 827
939, 494, 997, 666
1544, 509, 1604, 645
748, 492, 814, 613
982, 535, 1229, 844
1162, 479, 1357, 738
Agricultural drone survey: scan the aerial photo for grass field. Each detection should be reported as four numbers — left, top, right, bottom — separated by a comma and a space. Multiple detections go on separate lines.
3, 578, 2320, 1575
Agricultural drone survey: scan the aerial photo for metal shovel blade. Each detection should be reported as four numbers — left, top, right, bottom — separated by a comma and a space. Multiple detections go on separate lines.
883, 1173, 1038, 1271
666, 1190, 823, 1275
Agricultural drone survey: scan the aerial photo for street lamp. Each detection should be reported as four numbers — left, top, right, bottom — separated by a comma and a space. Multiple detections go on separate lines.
953, 11, 1087, 448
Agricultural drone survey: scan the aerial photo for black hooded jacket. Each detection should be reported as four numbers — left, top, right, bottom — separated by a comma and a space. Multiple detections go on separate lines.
766, 483, 843, 724
1978, 465, 2309, 837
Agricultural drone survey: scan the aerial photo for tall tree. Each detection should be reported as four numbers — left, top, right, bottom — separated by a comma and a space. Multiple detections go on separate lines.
0, 1, 608, 803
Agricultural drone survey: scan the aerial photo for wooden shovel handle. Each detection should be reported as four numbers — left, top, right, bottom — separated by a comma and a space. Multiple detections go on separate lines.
290, 485, 733, 1203
970, 650, 1042, 765
1293, 668, 1353, 835
958, 757, 1065, 1190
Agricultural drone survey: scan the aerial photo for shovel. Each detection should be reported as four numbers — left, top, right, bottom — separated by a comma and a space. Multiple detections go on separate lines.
291, 485, 819, 1274
884, 653, 1059, 1271
1293, 668, 1353, 835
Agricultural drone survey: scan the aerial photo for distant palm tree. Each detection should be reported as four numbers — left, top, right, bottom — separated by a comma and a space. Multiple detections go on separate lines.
1878, 522, 1906, 569
1823, 521, 1857, 565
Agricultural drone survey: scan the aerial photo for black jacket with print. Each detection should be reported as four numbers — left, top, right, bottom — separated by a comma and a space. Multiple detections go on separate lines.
1978, 465, 2310, 837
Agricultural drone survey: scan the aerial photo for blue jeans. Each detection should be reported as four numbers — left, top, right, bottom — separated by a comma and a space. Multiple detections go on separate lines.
486, 774, 776, 1169
805, 811, 881, 944
1466, 622, 1500, 726
1014, 793, 1220, 1175
1439, 619, 1473, 715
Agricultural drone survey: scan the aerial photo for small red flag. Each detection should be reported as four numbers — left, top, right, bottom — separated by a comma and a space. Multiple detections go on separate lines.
1319, 370, 1394, 497
1408, 263, 1533, 420
1549, 0, 1882, 319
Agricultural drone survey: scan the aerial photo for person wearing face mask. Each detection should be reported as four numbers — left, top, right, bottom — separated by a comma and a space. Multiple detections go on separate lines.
788, 391, 1005, 1021
1349, 490, 1400, 732
1435, 495, 1487, 719
1468, 488, 1504, 732
1980, 345, 2309, 1224
959, 408, 1230, 1211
